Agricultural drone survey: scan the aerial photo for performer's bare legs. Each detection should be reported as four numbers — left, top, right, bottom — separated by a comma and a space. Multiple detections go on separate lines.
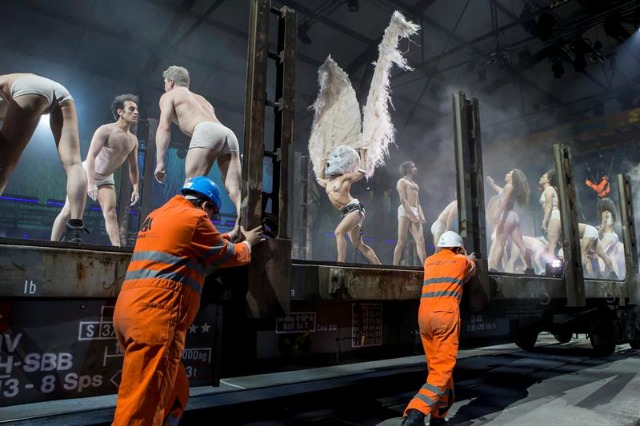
0, 95, 86, 219
394, 216, 426, 265
215, 152, 242, 226
335, 210, 381, 264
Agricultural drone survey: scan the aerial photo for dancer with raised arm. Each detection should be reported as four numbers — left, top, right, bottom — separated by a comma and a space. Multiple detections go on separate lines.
538, 169, 562, 264
486, 170, 534, 274
308, 11, 419, 263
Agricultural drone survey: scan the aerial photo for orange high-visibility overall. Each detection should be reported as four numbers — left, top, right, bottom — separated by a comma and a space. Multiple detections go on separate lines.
404, 249, 476, 421
112, 195, 251, 426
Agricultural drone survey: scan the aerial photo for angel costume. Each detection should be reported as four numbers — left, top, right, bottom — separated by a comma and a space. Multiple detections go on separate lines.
308, 11, 419, 263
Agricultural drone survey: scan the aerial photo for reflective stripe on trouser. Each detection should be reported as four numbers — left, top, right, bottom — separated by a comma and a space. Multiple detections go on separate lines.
404, 302, 460, 419
112, 286, 196, 426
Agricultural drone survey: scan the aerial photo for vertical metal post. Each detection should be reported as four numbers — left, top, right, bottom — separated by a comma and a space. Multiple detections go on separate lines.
139, 119, 157, 226
617, 174, 638, 304
242, 0, 269, 229
116, 123, 146, 246
452, 92, 487, 258
554, 143, 585, 307
272, 6, 296, 239
452, 92, 489, 307
292, 152, 309, 259
305, 157, 314, 259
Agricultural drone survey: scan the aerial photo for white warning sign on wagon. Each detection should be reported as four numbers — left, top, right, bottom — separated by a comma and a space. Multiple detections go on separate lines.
275, 312, 316, 334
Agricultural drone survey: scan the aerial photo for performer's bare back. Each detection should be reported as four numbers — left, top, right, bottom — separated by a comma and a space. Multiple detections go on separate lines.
161, 87, 220, 136
92, 123, 138, 176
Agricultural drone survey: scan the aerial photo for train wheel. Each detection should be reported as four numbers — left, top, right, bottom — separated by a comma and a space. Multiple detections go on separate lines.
589, 330, 616, 356
553, 331, 573, 344
515, 330, 538, 351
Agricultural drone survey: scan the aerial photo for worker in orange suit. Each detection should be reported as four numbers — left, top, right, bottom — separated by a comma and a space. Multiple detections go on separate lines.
401, 231, 477, 426
585, 175, 610, 198
111, 176, 265, 426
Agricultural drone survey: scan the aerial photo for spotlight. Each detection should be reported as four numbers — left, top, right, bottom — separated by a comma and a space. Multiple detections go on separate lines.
297, 21, 312, 45
545, 258, 565, 278
347, 0, 359, 12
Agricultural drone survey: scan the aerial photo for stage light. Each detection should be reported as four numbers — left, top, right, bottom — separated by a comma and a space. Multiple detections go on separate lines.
545, 258, 565, 278
347, 0, 359, 12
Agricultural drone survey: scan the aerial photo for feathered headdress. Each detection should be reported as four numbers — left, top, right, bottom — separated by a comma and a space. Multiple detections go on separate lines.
308, 11, 419, 180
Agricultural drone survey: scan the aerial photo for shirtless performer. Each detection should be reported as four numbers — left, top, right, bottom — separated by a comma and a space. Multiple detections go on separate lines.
0, 72, 87, 242
155, 65, 241, 225
51, 94, 140, 246
393, 161, 426, 265
316, 148, 381, 264
431, 200, 457, 249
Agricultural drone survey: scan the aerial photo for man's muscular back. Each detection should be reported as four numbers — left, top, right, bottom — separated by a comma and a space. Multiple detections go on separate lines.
164, 87, 219, 136
93, 123, 137, 176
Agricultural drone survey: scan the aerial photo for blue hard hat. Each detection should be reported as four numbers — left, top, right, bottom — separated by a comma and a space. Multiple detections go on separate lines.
180, 176, 222, 213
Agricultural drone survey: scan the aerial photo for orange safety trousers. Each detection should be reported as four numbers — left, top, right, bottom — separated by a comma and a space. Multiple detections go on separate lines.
404, 299, 460, 420
112, 281, 200, 426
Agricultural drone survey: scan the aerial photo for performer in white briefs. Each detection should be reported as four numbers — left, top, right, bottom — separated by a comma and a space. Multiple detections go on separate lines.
0, 72, 87, 242
155, 66, 242, 228
51, 94, 140, 246
393, 161, 426, 265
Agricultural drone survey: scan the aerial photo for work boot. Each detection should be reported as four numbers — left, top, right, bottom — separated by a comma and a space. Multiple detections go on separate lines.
524, 267, 535, 275
430, 417, 449, 425
64, 220, 85, 243
401, 409, 425, 426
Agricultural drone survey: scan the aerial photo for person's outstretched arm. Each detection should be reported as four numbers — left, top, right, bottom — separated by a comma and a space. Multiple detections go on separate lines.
154, 94, 173, 183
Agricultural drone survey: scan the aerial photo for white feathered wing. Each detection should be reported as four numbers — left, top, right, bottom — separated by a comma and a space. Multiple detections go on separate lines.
308, 12, 419, 180
361, 11, 419, 177
308, 55, 362, 180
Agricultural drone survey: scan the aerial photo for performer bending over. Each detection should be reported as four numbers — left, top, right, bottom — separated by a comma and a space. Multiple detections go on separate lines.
431, 199, 457, 249
155, 65, 241, 226
0, 72, 87, 242
316, 147, 381, 264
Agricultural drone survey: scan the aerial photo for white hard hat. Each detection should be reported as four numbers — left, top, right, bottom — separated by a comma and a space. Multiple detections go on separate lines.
437, 231, 464, 248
